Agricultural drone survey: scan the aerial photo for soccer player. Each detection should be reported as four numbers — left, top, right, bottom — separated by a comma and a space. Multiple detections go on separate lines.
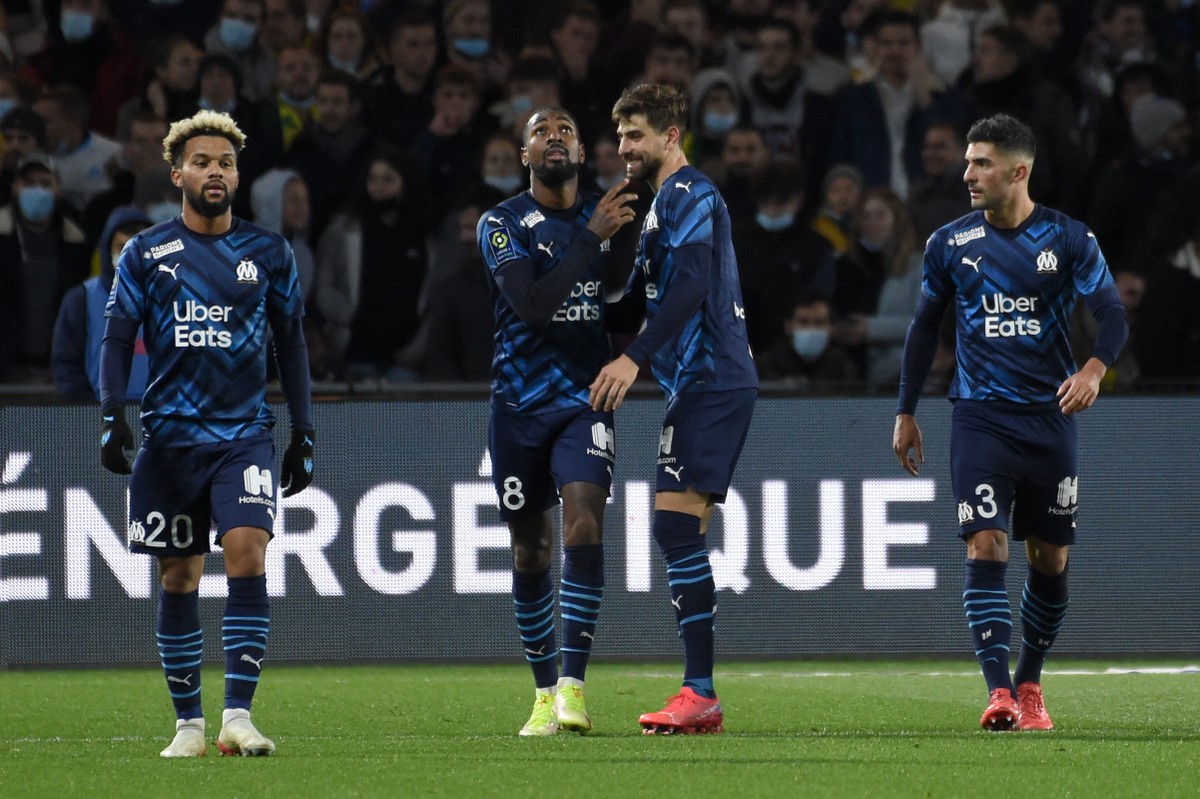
590, 83, 758, 735
477, 106, 637, 736
892, 114, 1128, 732
99, 110, 315, 757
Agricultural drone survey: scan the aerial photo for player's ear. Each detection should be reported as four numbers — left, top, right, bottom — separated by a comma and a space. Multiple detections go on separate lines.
578, 142, 586, 165
520, 146, 529, 167
170, 167, 183, 188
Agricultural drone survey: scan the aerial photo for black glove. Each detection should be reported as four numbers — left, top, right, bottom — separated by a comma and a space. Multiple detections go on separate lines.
281, 428, 314, 497
100, 410, 135, 475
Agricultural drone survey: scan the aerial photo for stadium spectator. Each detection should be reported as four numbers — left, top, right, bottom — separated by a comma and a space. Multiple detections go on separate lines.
202, 0, 275, 102
1, 105, 47, 207
34, 85, 123, 215
401, 183, 503, 382
51, 205, 150, 402
284, 69, 373, 242
919, 0, 1008, 87
755, 294, 860, 390
19, 0, 144, 136
958, 25, 1080, 208
489, 55, 562, 141
315, 5, 381, 82
1136, 211, 1200, 386
907, 121, 970, 243
769, 0, 852, 96
662, 0, 720, 70
894, 114, 1128, 734
81, 111, 173, 243
635, 32, 698, 94
260, 0, 308, 54
1073, 268, 1144, 392
1009, 0, 1070, 85
686, 68, 742, 177
1075, 0, 1157, 159
811, 162, 862, 256
314, 147, 429, 382
831, 187, 924, 391
587, 129, 626, 192
827, 11, 962, 201
0, 154, 91, 384
715, 123, 770, 226
113, 36, 201, 141
361, 8, 438, 150
409, 64, 485, 223
734, 161, 836, 354
548, 1, 607, 146
812, 0, 886, 80
478, 132, 525, 197
712, 0, 771, 89
441, 0, 507, 101
1087, 93, 1191, 274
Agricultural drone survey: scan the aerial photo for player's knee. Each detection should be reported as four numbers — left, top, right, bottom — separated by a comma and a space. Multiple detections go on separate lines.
1027, 541, 1069, 575
966, 529, 1008, 561
512, 542, 552, 573
562, 513, 602, 547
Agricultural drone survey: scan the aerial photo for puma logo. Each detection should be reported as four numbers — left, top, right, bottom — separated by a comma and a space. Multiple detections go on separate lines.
580, 631, 594, 640
664, 465, 684, 482
240, 654, 263, 669
167, 674, 193, 686
675, 180, 693, 193
536, 242, 555, 257
961, 256, 981, 273
670, 596, 682, 610
157, 263, 180, 279
524, 646, 545, 656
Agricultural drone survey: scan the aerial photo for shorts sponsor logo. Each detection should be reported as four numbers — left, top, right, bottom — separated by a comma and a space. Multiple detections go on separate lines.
659, 426, 674, 456
243, 465, 273, 497
953, 226, 985, 246
587, 422, 616, 462
1049, 475, 1078, 515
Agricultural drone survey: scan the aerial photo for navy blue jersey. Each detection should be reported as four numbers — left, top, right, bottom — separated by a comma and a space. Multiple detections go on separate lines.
106, 217, 304, 446
635, 165, 757, 397
478, 190, 611, 414
923, 205, 1116, 404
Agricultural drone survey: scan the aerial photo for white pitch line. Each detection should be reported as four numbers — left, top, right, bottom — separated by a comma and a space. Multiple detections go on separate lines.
622, 665, 1200, 679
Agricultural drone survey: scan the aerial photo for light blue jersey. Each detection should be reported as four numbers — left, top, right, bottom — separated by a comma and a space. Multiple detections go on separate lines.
923, 205, 1115, 404
106, 217, 304, 446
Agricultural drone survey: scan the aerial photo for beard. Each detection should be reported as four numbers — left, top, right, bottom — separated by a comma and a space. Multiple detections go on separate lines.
625, 152, 663, 182
183, 182, 235, 217
530, 156, 581, 187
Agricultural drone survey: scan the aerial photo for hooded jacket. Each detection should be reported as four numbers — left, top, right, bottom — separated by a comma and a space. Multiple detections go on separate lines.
51, 205, 150, 402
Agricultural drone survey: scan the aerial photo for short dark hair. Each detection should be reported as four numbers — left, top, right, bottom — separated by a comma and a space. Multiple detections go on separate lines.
551, 0, 599, 32
433, 63, 478, 94
751, 161, 804, 204
646, 31, 696, 61
758, 18, 800, 50
612, 83, 689, 134
979, 25, 1030, 61
317, 68, 361, 103
966, 113, 1037, 161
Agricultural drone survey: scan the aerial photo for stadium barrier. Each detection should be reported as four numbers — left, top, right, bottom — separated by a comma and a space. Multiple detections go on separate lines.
2, 397, 1196, 667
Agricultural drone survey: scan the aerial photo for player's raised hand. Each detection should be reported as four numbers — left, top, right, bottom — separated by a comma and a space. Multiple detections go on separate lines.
100, 410, 135, 475
589, 354, 639, 412
1056, 357, 1105, 415
281, 428, 315, 497
586, 179, 638, 241
893, 413, 924, 476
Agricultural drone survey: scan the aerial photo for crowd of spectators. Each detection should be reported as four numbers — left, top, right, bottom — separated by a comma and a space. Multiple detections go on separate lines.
2, 0, 1199, 398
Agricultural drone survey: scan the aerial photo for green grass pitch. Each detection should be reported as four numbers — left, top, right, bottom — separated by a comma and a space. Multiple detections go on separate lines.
2, 660, 1197, 798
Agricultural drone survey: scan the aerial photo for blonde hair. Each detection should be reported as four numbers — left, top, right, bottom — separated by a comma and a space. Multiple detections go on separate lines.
162, 110, 247, 168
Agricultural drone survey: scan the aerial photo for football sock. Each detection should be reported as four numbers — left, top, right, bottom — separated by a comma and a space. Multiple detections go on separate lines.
513, 567, 558, 689
223, 574, 269, 711
560, 543, 603, 682
653, 510, 716, 699
1014, 564, 1069, 686
157, 588, 203, 720
963, 559, 1013, 694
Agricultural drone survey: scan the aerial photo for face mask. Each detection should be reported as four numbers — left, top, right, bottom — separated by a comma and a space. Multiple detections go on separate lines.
791, 328, 829, 362
0, 98, 15, 121
18, 186, 56, 223
281, 92, 315, 110
484, 174, 523, 194
60, 10, 95, 43
452, 38, 490, 59
596, 173, 621, 191
509, 94, 533, 115
146, 201, 179, 225
756, 211, 794, 232
219, 17, 258, 53
328, 55, 359, 75
703, 111, 738, 135
199, 97, 236, 113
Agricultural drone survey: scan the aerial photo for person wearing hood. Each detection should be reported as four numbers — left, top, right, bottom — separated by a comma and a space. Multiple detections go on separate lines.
52, 205, 150, 401
686, 67, 742, 176
251, 168, 315, 301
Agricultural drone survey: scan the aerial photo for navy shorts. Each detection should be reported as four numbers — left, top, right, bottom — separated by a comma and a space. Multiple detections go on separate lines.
488, 404, 616, 522
127, 435, 278, 556
950, 400, 1078, 546
656, 388, 757, 502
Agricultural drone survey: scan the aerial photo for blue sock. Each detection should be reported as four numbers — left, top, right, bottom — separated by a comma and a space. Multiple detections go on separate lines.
223, 574, 269, 711
513, 568, 558, 689
560, 544, 603, 682
653, 510, 716, 699
963, 559, 1013, 694
1014, 565, 1069, 686
157, 588, 203, 720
